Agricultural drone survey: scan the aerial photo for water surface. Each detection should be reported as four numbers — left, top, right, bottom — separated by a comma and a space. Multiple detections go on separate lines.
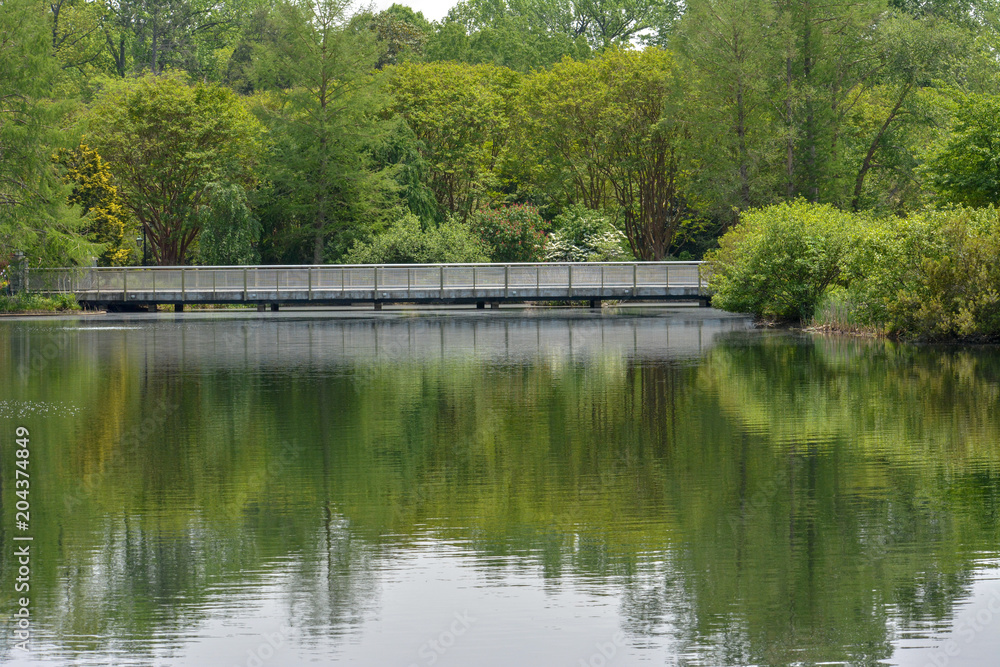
1, 308, 999, 666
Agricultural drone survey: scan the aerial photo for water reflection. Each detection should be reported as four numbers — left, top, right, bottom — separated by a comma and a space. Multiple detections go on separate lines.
1, 313, 999, 666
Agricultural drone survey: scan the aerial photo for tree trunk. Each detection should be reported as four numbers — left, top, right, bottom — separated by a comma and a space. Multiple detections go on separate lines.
851, 83, 911, 211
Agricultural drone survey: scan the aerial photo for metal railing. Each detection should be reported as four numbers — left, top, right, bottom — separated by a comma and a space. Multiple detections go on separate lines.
26, 262, 707, 301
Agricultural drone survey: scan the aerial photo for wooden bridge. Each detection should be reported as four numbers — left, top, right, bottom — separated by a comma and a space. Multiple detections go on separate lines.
26, 262, 710, 310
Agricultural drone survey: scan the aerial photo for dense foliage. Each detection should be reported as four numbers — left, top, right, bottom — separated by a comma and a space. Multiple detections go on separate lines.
708, 202, 1000, 340
6, 0, 1000, 332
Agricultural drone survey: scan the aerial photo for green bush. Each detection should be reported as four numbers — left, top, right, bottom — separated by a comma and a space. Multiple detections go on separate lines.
844, 208, 1000, 339
544, 205, 632, 262
469, 204, 547, 262
343, 214, 488, 264
0, 292, 80, 313
705, 201, 857, 321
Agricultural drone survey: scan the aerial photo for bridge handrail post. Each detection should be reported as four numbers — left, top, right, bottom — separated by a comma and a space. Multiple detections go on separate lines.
123, 267, 128, 300
632, 263, 637, 294
439, 265, 444, 296
407, 266, 411, 297
697, 263, 703, 294
308, 266, 312, 300
243, 267, 247, 301
568, 263, 573, 297
504, 265, 509, 298
181, 266, 186, 301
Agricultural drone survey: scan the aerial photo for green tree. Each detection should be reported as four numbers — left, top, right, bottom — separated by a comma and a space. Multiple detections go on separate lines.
677, 0, 782, 219
252, 0, 394, 264
426, 0, 592, 71
520, 48, 695, 260
362, 5, 431, 69
924, 92, 1000, 208
847, 13, 968, 211
195, 182, 260, 265
0, 0, 90, 267
86, 72, 264, 265
385, 61, 520, 221
428, 0, 680, 70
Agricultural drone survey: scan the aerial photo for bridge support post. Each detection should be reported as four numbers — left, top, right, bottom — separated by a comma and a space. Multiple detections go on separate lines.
174, 303, 184, 312
476, 301, 485, 309
699, 298, 711, 308
270, 303, 279, 312
374, 302, 382, 311
256, 304, 266, 312
589, 299, 601, 309
490, 302, 500, 309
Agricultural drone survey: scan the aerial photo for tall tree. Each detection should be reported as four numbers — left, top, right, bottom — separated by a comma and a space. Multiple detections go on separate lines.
87, 73, 264, 265
520, 48, 695, 260
385, 60, 520, 221
847, 13, 968, 210
678, 0, 783, 219
253, 0, 394, 264
0, 0, 90, 267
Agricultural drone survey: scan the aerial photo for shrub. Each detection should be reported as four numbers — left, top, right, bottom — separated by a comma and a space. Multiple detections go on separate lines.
704, 200, 857, 321
343, 214, 488, 264
469, 204, 547, 262
844, 208, 1000, 339
544, 205, 631, 262
0, 292, 79, 313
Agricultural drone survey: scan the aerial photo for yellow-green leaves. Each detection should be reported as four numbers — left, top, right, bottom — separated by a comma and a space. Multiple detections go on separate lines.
56, 144, 136, 266
86, 72, 265, 265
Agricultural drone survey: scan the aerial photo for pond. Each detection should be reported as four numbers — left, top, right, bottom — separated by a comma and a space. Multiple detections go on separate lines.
1, 307, 999, 666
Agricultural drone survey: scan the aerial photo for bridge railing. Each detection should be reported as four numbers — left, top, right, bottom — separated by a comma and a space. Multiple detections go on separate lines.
26, 262, 706, 300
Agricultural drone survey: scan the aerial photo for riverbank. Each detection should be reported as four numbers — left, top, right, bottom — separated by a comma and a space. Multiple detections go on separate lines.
0, 293, 80, 314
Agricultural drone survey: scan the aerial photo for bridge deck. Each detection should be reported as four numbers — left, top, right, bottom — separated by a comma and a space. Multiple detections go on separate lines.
27, 262, 709, 307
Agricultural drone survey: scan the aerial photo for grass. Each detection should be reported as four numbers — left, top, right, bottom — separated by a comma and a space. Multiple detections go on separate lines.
0, 292, 81, 313
808, 286, 883, 336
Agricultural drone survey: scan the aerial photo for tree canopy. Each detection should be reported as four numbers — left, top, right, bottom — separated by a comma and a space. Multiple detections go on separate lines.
3, 0, 1000, 269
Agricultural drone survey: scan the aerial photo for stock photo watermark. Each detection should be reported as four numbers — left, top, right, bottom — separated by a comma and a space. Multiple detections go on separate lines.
406, 610, 476, 666
577, 630, 628, 667
232, 623, 296, 667
922, 586, 1000, 667
10, 426, 33, 653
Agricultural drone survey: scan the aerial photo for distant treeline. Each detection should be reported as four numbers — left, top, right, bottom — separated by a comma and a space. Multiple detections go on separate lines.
3, 0, 1000, 273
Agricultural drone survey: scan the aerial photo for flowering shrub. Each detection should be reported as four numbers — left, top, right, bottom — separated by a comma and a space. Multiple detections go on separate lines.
543, 204, 631, 262
469, 204, 547, 262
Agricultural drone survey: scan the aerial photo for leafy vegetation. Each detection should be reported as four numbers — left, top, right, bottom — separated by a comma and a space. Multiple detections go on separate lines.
469, 204, 547, 262
0, 292, 79, 313
708, 202, 1000, 340
5, 0, 1000, 336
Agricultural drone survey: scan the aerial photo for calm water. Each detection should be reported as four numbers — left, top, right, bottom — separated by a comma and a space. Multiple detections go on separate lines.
1, 308, 1000, 667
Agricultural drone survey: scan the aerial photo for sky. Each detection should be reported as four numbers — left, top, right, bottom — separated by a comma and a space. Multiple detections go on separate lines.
365, 0, 457, 22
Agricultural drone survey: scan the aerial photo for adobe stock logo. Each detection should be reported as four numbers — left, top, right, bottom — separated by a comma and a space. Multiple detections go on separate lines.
406, 610, 476, 666
922, 586, 1000, 667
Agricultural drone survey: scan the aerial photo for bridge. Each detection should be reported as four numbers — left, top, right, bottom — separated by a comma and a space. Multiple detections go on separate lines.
25, 262, 709, 311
